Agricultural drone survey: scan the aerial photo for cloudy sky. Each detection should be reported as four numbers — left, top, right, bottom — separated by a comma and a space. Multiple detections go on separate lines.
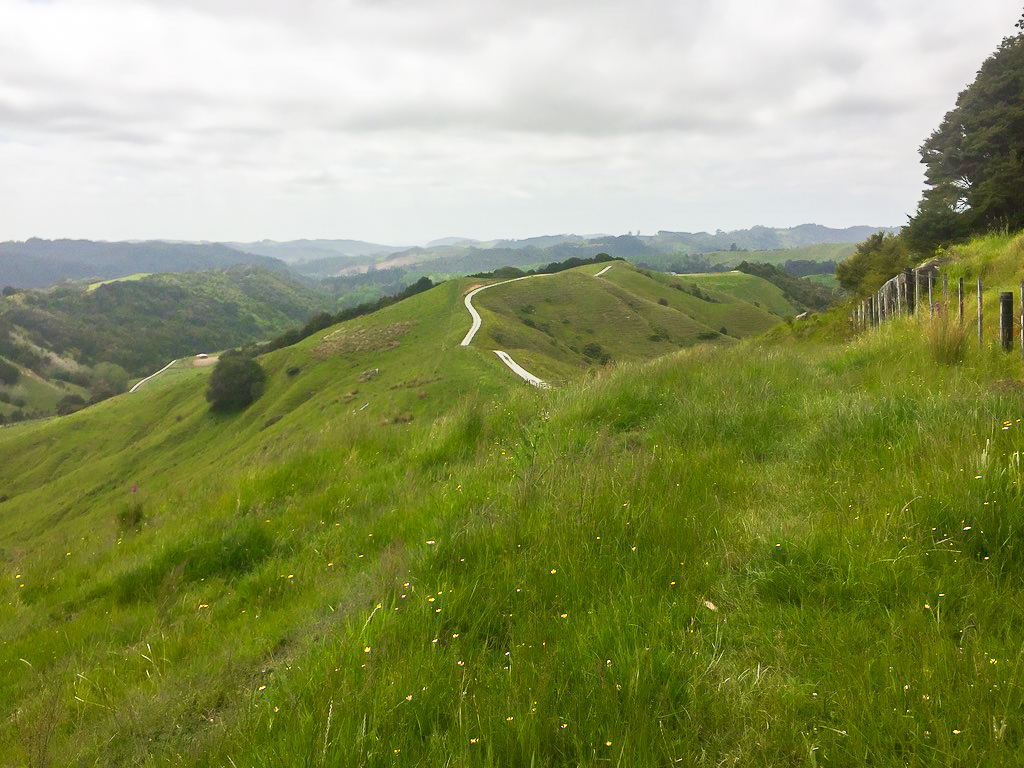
0, 1, 1020, 245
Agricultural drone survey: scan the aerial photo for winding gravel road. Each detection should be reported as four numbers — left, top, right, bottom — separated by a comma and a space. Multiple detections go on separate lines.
460, 274, 554, 388
460, 274, 551, 347
461, 265, 613, 387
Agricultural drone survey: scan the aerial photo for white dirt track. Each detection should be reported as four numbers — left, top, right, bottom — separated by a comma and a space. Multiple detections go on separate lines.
461, 265, 612, 387
458, 274, 554, 388
129, 359, 178, 393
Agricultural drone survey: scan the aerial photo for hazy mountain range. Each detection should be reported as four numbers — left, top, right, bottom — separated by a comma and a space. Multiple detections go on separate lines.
0, 224, 895, 289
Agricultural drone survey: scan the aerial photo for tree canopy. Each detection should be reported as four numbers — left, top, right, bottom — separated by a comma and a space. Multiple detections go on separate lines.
0, 357, 18, 386
205, 355, 267, 412
905, 33, 1024, 251
836, 232, 913, 296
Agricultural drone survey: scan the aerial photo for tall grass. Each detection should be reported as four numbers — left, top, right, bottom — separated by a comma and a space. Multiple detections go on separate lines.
926, 311, 968, 365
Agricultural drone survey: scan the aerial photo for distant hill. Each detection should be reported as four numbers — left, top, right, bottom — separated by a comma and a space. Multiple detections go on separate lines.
482, 234, 587, 250
349, 225, 895, 281
0, 226, 892, 290
0, 266, 334, 419
426, 237, 479, 248
651, 224, 896, 254
230, 238, 408, 264
0, 239, 288, 290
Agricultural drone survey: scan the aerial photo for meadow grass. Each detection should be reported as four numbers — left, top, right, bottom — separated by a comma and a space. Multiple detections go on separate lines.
3, 241, 1024, 765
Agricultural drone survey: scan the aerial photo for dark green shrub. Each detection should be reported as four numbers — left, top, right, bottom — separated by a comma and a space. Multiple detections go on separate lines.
0, 358, 18, 386
582, 342, 611, 364
657, 297, 669, 306
56, 394, 86, 416
206, 356, 267, 412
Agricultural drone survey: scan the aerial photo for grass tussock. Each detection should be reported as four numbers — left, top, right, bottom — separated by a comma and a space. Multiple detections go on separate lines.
926, 311, 968, 365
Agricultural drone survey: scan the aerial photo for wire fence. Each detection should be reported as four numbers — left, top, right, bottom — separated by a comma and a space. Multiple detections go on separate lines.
853, 266, 1024, 355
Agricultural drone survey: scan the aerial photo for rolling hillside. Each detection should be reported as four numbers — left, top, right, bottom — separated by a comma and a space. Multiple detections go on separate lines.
469, 263, 796, 382
0, 267, 335, 420
0, 239, 286, 290
4, 239, 1024, 765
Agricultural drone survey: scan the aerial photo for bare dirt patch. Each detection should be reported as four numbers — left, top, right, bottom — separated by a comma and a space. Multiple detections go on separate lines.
315, 322, 415, 360
192, 356, 219, 368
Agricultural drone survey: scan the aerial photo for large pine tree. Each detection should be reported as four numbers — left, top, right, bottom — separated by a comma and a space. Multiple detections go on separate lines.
906, 30, 1024, 251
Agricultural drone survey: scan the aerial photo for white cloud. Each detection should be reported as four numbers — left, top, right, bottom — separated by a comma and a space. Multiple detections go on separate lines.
0, 0, 1020, 242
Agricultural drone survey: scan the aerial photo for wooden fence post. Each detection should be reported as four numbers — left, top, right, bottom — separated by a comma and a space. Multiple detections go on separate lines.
943, 273, 949, 314
978, 277, 984, 346
904, 267, 915, 315
1001, 292, 1013, 352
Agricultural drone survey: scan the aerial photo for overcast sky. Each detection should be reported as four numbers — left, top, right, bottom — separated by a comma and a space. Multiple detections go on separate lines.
0, 1, 1020, 245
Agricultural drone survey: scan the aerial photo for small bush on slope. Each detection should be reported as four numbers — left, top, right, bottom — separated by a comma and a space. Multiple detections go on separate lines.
206, 355, 267, 412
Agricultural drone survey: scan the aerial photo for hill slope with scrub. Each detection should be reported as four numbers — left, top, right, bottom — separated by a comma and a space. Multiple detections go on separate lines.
0, 267, 335, 420
3, 239, 1024, 765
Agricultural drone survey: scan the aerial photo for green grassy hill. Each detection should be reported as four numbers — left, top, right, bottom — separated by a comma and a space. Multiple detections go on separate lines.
4, 239, 1024, 765
0, 366, 87, 422
702, 242, 855, 267
802, 273, 840, 290
1, 266, 333, 376
0, 266, 336, 419
471, 263, 795, 382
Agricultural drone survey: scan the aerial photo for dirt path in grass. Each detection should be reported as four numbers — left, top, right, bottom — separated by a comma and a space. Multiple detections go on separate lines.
129, 355, 219, 393
129, 359, 178, 393
460, 274, 554, 388
460, 274, 551, 346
